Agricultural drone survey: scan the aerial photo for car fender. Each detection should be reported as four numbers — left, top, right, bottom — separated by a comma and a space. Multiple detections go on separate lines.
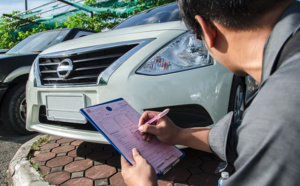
0, 66, 31, 118
3, 66, 31, 83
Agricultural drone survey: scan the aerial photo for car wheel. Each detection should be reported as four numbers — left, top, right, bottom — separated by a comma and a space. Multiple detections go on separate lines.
228, 76, 245, 124
1, 84, 33, 135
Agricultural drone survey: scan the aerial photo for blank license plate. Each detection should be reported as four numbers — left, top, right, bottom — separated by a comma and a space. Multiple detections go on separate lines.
46, 94, 87, 124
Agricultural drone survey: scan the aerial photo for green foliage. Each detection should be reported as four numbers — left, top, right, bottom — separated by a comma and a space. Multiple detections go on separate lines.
84, 0, 98, 5
0, 0, 176, 49
55, 11, 128, 31
28, 134, 51, 178
31, 161, 49, 178
0, 11, 44, 49
16, 24, 50, 42
30, 134, 51, 151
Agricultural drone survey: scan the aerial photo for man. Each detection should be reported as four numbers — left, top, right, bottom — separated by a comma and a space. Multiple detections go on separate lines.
121, 0, 300, 185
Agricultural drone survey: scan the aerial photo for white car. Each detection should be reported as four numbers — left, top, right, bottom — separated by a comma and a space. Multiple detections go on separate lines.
26, 3, 245, 143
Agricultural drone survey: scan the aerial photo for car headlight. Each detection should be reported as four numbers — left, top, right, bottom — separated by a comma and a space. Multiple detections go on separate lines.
136, 32, 213, 75
28, 58, 38, 87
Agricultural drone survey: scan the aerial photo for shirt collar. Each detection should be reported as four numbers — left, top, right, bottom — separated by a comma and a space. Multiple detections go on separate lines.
261, 1, 300, 83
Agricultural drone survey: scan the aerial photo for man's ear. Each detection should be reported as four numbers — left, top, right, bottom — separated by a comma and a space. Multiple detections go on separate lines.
195, 15, 217, 48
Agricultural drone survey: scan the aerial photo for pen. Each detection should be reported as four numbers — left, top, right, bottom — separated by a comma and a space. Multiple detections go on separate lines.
143, 108, 170, 125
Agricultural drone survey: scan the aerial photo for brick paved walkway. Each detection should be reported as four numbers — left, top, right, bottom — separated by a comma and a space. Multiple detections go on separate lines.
29, 136, 234, 186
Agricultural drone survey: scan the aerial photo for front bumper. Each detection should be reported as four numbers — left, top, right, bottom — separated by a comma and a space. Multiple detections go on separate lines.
26, 61, 232, 144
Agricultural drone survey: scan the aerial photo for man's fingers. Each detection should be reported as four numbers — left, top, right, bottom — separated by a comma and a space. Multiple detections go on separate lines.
121, 155, 130, 168
139, 124, 158, 136
146, 134, 152, 142
138, 111, 151, 126
138, 111, 160, 127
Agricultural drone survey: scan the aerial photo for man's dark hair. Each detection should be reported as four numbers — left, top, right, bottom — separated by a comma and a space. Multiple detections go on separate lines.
178, 0, 290, 36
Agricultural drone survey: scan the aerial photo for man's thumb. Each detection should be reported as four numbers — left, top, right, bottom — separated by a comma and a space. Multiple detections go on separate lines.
132, 148, 143, 162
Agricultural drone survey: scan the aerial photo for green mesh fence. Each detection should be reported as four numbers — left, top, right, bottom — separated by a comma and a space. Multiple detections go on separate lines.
2, 0, 150, 31
0, 0, 175, 49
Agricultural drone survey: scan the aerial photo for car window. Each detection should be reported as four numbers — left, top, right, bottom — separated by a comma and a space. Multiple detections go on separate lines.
114, 3, 179, 29
7, 30, 70, 54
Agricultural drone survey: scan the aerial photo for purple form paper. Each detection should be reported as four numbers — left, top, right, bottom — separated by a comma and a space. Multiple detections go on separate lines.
82, 99, 183, 174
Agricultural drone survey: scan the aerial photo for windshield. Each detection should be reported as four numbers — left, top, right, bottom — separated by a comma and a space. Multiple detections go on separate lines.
114, 3, 179, 29
7, 29, 69, 54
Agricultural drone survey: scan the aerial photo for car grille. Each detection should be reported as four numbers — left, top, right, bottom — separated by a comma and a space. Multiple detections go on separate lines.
38, 44, 138, 86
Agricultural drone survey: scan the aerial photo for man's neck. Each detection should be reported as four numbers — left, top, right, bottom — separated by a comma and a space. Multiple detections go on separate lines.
230, 28, 271, 84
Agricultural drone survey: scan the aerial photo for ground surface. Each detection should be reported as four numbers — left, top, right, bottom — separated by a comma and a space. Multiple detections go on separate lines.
0, 120, 38, 185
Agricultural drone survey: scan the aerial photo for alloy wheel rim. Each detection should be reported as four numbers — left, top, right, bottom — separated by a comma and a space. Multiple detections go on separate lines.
19, 98, 27, 124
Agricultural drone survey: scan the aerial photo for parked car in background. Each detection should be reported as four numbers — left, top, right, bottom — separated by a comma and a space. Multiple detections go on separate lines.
0, 28, 97, 134
0, 49, 9, 54
26, 3, 255, 143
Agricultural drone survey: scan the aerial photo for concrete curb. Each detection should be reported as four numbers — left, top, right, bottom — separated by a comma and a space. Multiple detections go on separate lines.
7, 134, 50, 186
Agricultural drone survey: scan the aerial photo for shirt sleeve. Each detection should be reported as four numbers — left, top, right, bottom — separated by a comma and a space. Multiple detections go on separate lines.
208, 111, 238, 172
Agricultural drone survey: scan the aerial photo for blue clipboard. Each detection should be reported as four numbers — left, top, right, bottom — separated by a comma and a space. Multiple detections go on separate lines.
80, 98, 185, 178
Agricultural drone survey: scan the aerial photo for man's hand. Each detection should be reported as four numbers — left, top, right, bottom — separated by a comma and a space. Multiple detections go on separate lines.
121, 148, 157, 186
139, 111, 212, 152
138, 111, 182, 144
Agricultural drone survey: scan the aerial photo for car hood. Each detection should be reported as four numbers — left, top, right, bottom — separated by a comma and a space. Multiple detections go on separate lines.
0, 53, 38, 59
41, 21, 187, 55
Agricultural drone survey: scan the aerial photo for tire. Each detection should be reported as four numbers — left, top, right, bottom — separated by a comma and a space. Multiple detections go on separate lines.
1, 84, 33, 135
228, 76, 245, 124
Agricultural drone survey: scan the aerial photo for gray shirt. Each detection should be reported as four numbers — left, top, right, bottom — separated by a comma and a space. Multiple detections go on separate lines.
209, 1, 300, 185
